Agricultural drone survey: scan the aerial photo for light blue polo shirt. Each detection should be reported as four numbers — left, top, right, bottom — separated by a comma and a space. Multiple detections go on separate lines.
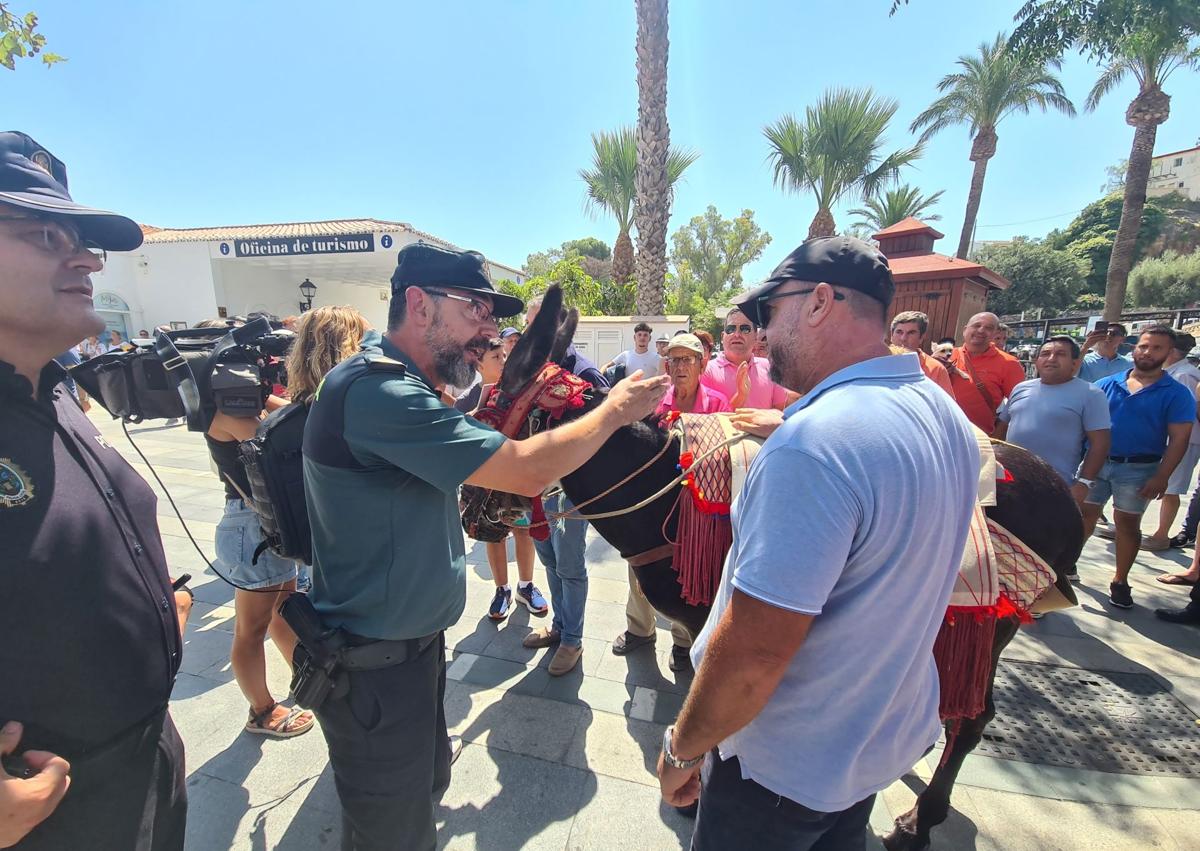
691, 352, 979, 813
998, 378, 1111, 482
1079, 351, 1133, 383
1095, 370, 1195, 458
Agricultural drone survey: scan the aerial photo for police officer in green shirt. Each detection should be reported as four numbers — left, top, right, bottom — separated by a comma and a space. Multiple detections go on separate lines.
302, 243, 669, 851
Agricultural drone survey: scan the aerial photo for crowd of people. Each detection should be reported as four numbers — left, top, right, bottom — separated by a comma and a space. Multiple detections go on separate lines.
4, 130, 1199, 851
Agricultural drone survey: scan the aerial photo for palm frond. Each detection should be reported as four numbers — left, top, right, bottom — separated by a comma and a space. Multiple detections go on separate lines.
1085, 60, 1130, 112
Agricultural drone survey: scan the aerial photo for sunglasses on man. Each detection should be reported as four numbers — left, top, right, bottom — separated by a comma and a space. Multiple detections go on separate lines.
754, 287, 844, 328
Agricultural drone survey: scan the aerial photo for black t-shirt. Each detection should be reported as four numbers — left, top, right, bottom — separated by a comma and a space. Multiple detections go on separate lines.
0, 359, 181, 755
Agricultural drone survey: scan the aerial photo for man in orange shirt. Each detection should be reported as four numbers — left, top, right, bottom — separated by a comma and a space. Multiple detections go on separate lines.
890, 311, 954, 396
950, 311, 1028, 433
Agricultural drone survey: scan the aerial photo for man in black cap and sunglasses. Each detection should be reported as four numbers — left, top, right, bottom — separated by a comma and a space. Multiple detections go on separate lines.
0, 132, 191, 849
658, 236, 979, 850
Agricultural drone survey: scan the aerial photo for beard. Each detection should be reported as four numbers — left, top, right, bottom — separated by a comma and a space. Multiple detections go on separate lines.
425, 310, 489, 388
1134, 353, 1167, 372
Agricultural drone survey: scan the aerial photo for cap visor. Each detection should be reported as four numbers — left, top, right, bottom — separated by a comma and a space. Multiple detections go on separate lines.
0, 190, 144, 251
731, 279, 783, 328
490, 291, 525, 319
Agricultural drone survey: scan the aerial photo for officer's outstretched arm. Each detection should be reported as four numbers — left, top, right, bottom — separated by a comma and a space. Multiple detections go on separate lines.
466, 371, 670, 497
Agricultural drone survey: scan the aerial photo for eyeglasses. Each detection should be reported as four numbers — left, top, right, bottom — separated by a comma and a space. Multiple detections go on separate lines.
756, 287, 844, 328
424, 289, 494, 324
667, 355, 698, 367
723, 324, 754, 335
0, 214, 106, 264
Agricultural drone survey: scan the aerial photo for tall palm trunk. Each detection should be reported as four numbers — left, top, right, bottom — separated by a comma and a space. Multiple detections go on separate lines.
1104, 87, 1170, 321
807, 207, 836, 239
956, 127, 996, 259
634, 0, 670, 315
613, 228, 635, 284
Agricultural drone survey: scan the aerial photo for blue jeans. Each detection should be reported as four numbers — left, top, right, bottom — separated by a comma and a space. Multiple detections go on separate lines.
533, 492, 588, 648
692, 753, 875, 851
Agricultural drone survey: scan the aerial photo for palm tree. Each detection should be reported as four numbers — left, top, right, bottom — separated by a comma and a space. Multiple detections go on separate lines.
765, 87, 922, 240
579, 127, 697, 289
849, 184, 945, 232
910, 33, 1075, 259
634, 0, 671, 314
1086, 32, 1200, 320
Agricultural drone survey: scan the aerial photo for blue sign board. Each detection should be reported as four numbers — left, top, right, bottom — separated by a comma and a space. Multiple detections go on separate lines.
233, 233, 375, 258
381, 234, 393, 249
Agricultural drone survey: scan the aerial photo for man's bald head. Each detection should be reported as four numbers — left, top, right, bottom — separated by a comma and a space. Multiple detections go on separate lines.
962, 312, 1000, 354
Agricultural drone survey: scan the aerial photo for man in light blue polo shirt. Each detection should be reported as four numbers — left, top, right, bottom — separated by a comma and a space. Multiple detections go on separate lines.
1081, 325, 1195, 611
656, 237, 979, 850
1078, 322, 1133, 383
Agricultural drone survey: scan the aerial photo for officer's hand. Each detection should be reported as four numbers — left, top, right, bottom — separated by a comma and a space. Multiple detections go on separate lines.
604, 370, 670, 425
174, 590, 194, 637
729, 407, 783, 439
0, 721, 71, 847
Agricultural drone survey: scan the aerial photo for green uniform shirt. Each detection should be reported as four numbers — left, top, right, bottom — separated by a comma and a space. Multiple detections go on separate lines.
304, 332, 505, 640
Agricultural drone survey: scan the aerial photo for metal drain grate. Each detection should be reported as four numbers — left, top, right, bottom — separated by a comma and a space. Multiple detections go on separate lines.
974, 661, 1200, 777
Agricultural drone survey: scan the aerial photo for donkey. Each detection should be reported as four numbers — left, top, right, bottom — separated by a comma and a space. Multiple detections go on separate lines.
492, 287, 1084, 849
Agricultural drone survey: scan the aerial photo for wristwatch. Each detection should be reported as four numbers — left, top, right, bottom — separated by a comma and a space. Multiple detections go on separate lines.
1074, 477, 1096, 488
661, 725, 704, 770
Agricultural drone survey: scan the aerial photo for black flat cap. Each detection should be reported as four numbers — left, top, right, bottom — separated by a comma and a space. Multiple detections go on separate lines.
390, 242, 524, 318
734, 235, 894, 326
0, 131, 143, 251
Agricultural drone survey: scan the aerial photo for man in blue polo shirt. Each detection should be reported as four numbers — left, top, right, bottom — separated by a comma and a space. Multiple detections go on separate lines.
1078, 322, 1133, 383
656, 237, 978, 849
1081, 325, 1194, 610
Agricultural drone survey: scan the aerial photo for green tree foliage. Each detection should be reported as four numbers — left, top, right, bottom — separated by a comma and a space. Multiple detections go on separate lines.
1008, 0, 1199, 63
0, 4, 62, 70
1046, 192, 1167, 294
1128, 250, 1200, 307
849, 184, 944, 232
562, 237, 611, 261
1066, 292, 1106, 314
493, 257, 603, 331
764, 87, 921, 239
1102, 158, 1128, 192
971, 237, 1088, 315
666, 207, 772, 336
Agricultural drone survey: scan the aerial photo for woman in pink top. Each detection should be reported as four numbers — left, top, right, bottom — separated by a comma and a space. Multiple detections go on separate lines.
657, 334, 733, 415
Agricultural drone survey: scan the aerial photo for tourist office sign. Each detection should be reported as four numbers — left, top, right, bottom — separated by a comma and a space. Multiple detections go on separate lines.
223, 233, 376, 258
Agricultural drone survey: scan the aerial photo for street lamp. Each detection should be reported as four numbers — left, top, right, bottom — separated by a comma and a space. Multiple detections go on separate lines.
298, 278, 317, 312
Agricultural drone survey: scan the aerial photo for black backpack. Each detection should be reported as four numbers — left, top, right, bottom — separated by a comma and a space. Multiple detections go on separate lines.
238, 403, 312, 564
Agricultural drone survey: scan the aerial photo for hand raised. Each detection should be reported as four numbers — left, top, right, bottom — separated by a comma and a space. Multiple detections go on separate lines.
604, 370, 671, 426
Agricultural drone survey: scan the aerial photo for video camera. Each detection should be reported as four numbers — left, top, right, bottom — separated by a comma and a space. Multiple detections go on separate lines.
70, 317, 296, 432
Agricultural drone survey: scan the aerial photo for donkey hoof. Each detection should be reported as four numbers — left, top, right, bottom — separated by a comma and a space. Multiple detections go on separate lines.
881, 825, 929, 851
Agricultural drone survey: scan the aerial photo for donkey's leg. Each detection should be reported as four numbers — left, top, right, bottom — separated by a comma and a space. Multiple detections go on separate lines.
883, 617, 1020, 851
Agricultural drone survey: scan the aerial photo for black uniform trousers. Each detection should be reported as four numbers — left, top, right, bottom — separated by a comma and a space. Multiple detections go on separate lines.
316, 632, 450, 851
15, 710, 186, 851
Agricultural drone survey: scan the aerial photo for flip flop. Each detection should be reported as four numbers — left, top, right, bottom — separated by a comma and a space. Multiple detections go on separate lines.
1155, 574, 1198, 586
245, 702, 315, 738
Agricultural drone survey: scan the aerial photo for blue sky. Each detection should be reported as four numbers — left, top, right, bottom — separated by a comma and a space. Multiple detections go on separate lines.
6, 0, 1199, 286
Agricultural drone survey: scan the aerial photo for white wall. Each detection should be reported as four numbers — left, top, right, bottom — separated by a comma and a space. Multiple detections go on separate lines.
573, 316, 690, 367
1149, 150, 1200, 200
90, 242, 220, 332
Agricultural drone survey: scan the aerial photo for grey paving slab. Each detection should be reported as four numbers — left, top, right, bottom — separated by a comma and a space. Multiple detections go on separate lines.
563, 709, 664, 787
448, 682, 588, 764
879, 775, 998, 851
564, 772, 692, 851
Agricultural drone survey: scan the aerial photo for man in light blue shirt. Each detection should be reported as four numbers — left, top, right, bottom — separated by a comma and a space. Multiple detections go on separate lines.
996, 336, 1110, 503
1078, 322, 1133, 383
656, 237, 979, 850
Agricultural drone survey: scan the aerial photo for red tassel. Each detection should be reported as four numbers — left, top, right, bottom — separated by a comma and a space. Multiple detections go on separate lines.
673, 495, 732, 606
529, 497, 550, 542
932, 612, 997, 720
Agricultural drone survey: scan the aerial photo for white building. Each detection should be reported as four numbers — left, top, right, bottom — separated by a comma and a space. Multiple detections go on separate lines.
89, 218, 526, 339
1148, 144, 1200, 201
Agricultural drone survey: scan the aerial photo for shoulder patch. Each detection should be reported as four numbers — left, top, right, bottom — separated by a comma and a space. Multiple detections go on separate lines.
0, 458, 35, 508
364, 354, 408, 376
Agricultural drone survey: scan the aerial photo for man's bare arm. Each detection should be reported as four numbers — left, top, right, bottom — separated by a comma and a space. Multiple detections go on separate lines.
1079, 429, 1110, 480
669, 589, 813, 761
466, 371, 669, 497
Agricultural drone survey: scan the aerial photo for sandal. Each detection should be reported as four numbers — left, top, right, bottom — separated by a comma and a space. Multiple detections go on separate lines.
245, 702, 315, 738
1155, 573, 1198, 587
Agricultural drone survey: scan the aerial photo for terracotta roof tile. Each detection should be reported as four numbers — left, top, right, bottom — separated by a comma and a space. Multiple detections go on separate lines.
873, 216, 945, 240
887, 251, 1009, 289
137, 218, 423, 245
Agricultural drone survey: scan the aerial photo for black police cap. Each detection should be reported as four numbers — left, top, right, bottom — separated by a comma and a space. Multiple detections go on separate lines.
734, 235, 895, 326
0, 131, 143, 251
390, 242, 524, 319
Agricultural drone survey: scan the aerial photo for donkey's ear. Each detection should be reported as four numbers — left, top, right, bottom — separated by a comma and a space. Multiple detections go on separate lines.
548, 308, 579, 365
498, 286, 563, 395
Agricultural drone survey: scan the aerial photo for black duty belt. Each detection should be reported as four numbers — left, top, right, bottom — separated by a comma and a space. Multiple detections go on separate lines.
1109, 454, 1162, 464
340, 631, 440, 670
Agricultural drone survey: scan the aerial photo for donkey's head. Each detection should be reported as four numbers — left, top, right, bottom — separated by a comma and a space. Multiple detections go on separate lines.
499, 285, 580, 396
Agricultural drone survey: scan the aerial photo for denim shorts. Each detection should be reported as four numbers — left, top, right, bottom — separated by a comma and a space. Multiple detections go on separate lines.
214, 498, 299, 589
1084, 461, 1158, 515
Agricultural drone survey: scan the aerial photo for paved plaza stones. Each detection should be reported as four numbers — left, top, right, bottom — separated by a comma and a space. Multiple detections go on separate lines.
91, 411, 1200, 850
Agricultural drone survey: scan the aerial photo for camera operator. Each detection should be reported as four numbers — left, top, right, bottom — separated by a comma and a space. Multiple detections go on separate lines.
0, 133, 190, 849
302, 244, 669, 849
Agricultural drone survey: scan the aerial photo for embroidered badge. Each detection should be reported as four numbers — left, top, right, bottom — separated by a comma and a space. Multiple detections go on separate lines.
0, 459, 34, 508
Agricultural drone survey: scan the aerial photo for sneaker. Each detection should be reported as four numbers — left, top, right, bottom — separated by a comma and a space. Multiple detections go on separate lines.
488, 587, 512, 621
515, 583, 548, 615
612, 630, 656, 656
1141, 535, 1171, 552
1168, 532, 1195, 549
668, 644, 694, 674
1108, 582, 1134, 610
